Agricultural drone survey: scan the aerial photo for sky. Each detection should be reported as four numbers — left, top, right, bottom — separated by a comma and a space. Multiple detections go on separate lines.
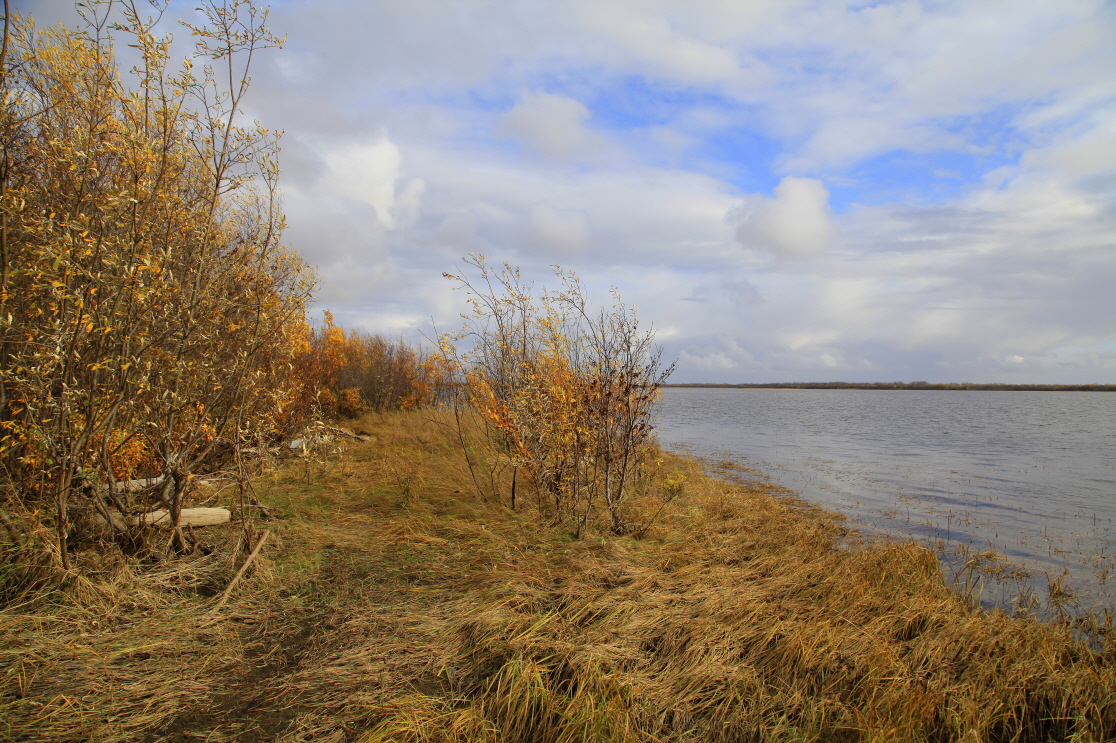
24, 0, 1116, 383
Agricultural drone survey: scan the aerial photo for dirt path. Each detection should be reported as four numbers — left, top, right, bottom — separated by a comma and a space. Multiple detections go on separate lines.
153, 502, 500, 741
1, 414, 519, 743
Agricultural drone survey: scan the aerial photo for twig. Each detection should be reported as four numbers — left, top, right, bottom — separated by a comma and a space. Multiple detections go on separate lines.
209, 530, 270, 614
316, 424, 371, 442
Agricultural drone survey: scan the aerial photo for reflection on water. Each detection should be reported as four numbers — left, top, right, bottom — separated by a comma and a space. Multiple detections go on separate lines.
655, 388, 1116, 615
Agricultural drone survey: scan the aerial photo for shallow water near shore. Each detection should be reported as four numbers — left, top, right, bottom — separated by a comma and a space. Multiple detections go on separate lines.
655, 388, 1116, 614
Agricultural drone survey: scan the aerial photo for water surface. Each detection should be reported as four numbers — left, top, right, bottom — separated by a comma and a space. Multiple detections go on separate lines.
655, 388, 1116, 613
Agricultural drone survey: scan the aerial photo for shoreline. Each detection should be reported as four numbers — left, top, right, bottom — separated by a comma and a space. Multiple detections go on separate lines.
1, 408, 1112, 741
663, 382, 1116, 391
654, 391, 1116, 621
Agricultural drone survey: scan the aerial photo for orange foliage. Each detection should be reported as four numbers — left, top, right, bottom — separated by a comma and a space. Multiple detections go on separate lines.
280, 312, 450, 424
0, 2, 312, 573
441, 256, 674, 535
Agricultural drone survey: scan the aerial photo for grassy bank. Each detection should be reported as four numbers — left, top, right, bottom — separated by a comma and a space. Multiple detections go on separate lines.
1, 409, 1113, 742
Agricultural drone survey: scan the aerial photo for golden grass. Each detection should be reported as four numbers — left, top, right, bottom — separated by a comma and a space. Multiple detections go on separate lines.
1, 408, 1113, 742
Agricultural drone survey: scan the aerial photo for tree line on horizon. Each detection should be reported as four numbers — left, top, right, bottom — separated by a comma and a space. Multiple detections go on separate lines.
665, 382, 1116, 391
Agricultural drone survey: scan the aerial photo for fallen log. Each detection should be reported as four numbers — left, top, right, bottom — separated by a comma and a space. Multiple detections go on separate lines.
288, 434, 334, 451
286, 424, 370, 454
93, 507, 232, 529
109, 476, 166, 493
138, 508, 231, 528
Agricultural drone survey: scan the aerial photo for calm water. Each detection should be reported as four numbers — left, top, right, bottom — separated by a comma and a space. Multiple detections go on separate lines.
655, 388, 1116, 613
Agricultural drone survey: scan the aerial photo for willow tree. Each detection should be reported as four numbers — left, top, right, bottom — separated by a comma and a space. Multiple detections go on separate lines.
443, 256, 674, 535
0, 0, 313, 581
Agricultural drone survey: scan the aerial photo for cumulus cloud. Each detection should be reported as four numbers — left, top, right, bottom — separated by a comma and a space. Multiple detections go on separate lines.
400, 142, 740, 268
578, 2, 764, 85
500, 92, 606, 161
280, 135, 428, 309
21, 0, 1116, 382
734, 177, 837, 258
320, 138, 424, 229
524, 205, 592, 255
683, 280, 763, 307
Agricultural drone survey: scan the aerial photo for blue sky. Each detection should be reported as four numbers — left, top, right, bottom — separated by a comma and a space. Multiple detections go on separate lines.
28, 0, 1116, 382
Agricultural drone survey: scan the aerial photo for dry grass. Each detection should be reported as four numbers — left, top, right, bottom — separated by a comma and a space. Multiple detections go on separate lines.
1, 408, 1113, 742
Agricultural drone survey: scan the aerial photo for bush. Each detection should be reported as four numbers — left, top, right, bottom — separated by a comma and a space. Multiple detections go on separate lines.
295, 311, 453, 420
0, 1, 312, 582
441, 256, 674, 535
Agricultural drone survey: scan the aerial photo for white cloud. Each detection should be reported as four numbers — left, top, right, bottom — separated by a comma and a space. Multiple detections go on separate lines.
685, 280, 763, 307
394, 178, 427, 231
734, 177, 837, 258
400, 142, 741, 268
678, 350, 736, 372
578, 1, 764, 85
434, 213, 480, 253
524, 205, 592, 255
322, 138, 406, 228
23, 0, 1115, 382
500, 92, 606, 161
275, 0, 1113, 382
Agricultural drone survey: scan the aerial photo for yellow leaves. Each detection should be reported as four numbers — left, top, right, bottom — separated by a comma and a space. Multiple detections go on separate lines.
1, 2, 317, 551
663, 470, 686, 496
443, 256, 672, 530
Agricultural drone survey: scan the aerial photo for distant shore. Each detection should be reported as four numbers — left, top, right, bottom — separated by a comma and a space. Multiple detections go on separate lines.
664, 382, 1115, 391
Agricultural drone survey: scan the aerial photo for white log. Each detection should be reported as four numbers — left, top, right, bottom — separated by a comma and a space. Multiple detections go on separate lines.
110, 476, 166, 493
92, 510, 130, 532
137, 507, 231, 528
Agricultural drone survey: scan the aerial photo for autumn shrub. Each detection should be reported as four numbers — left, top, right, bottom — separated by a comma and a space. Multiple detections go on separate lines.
336, 387, 368, 418
293, 311, 453, 420
0, 1, 313, 584
442, 256, 674, 535
337, 330, 455, 412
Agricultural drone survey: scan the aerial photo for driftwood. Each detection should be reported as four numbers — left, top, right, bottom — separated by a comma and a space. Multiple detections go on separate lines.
320, 425, 371, 442
106, 476, 218, 495
94, 507, 231, 529
108, 476, 166, 493
139, 508, 231, 528
241, 445, 282, 456
287, 425, 371, 455
288, 434, 333, 451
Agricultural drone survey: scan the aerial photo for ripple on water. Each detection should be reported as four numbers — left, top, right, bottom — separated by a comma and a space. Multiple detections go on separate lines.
655, 388, 1116, 616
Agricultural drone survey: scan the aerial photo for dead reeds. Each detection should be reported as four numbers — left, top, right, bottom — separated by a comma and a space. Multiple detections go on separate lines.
359, 415, 1116, 742
1, 408, 1112, 742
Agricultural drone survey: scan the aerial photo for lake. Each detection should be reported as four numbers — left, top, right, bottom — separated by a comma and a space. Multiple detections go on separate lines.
654, 388, 1116, 615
